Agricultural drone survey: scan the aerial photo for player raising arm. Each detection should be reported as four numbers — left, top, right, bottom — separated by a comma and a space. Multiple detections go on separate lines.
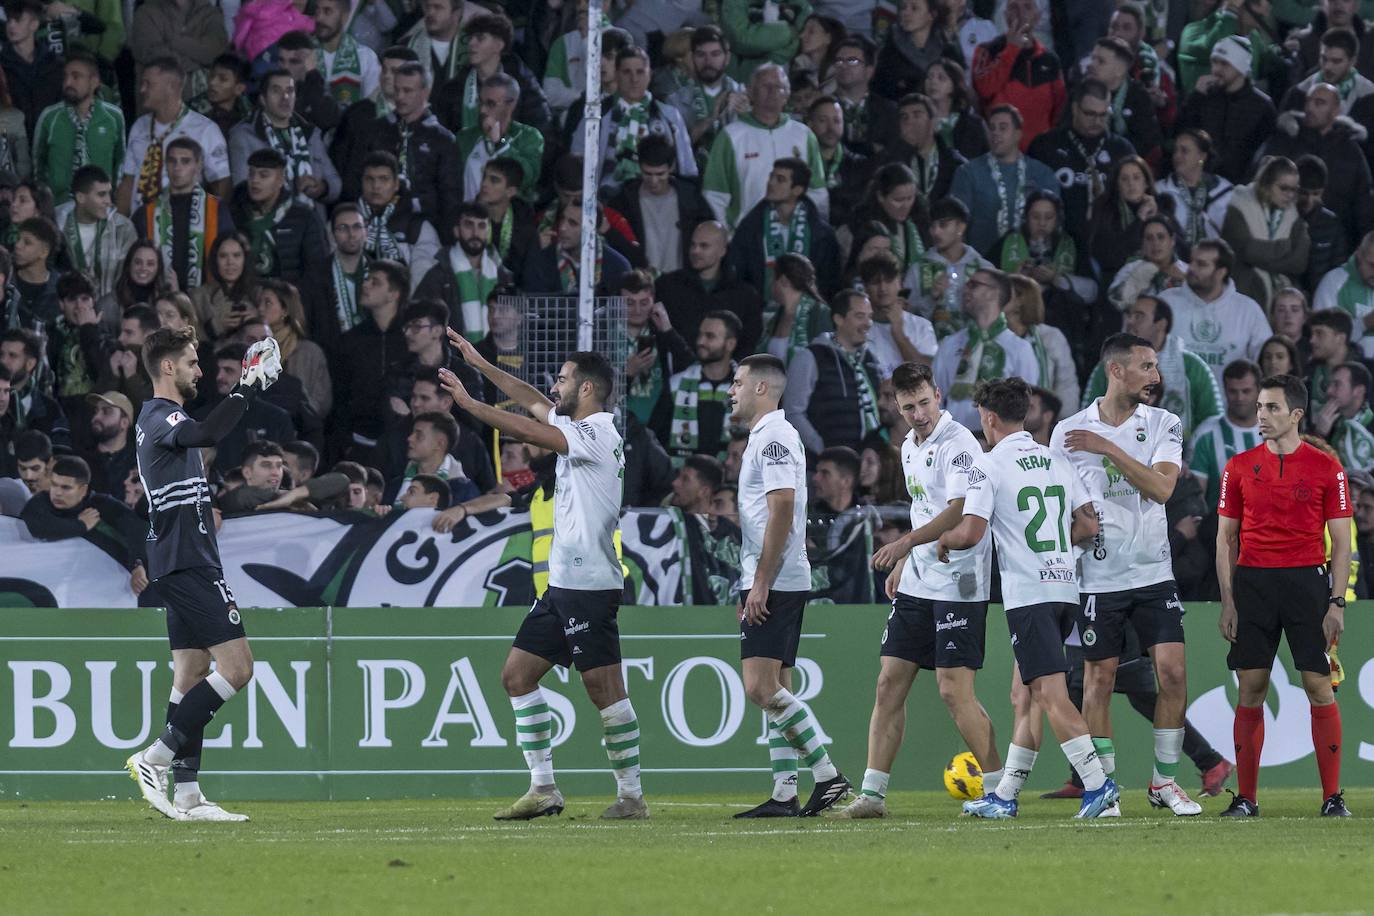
126, 328, 280, 822
728, 354, 850, 818
439, 330, 647, 821
1216, 374, 1352, 818
836, 363, 1001, 818
937, 378, 1119, 819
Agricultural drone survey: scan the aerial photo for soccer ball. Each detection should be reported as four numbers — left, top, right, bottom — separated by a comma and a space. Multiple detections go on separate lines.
944, 751, 984, 800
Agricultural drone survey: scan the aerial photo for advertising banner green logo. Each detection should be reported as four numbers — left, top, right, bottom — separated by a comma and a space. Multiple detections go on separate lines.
2, 605, 1371, 800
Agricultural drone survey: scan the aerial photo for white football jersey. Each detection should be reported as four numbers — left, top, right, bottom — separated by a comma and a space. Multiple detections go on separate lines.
738, 409, 812, 592
548, 412, 625, 591
897, 411, 992, 602
1051, 400, 1182, 593
962, 431, 1092, 610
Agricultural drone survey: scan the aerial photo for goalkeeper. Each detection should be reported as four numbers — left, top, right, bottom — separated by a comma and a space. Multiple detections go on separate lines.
125, 328, 281, 822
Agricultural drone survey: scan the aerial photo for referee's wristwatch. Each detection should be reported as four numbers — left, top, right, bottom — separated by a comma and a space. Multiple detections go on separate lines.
1329, 596, 1347, 608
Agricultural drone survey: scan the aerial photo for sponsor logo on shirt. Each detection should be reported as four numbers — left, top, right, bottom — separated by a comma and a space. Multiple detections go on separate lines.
761, 441, 791, 462
951, 452, 973, 470
966, 467, 987, 485
577, 421, 596, 440
564, 616, 590, 637
1168, 421, 1183, 444
166, 411, 186, 427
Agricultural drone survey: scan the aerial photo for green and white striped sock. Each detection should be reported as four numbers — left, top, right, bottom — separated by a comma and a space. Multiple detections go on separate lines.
1092, 737, 1116, 776
601, 698, 642, 800
769, 721, 799, 801
767, 689, 838, 782
511, 689, 554, 788
1152, 727, 1184, 785
861, 768, 889, 799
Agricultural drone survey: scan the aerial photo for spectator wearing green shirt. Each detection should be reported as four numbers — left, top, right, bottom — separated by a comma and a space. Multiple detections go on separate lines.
32, 50, 125, 204
1188, 358, 1261, 509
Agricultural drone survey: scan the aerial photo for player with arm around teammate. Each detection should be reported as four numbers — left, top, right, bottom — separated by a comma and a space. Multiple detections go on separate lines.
1051, 333, 1200, 816
938, 378, 1120, 819
125, 327, 281, 822
728, 353, 851, 818
438, 330, 647, 821
834, 362, 1002, 818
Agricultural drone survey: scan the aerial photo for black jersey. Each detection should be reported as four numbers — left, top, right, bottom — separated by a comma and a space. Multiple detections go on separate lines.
135, 397, 221, 579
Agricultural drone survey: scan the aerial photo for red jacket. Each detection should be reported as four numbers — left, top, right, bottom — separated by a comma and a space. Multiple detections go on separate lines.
972, 37, 1067, 151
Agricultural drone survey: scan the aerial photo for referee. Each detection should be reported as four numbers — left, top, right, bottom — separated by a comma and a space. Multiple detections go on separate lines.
1215, 374, 1352, 818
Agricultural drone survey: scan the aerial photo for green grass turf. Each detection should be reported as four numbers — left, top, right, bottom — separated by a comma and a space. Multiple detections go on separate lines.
2, 789, 1371, 915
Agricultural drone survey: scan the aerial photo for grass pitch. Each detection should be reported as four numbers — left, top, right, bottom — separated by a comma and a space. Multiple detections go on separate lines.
2, 789, 1371, 915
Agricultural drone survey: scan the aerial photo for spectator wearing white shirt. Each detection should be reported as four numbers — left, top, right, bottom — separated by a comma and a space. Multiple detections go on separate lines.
858, 251, 936, 378
934, 266, 1039, 428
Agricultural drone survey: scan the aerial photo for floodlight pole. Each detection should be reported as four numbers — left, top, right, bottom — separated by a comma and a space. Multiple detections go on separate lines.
577, 0, 604, 352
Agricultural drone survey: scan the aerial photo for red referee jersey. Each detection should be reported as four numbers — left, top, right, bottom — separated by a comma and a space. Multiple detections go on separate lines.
1218, 441, 1351, 567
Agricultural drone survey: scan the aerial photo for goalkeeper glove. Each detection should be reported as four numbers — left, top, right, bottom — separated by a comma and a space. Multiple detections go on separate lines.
237, 337, 283, 395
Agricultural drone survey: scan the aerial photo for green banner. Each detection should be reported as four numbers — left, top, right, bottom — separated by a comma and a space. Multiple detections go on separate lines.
2, 604, 1371, 800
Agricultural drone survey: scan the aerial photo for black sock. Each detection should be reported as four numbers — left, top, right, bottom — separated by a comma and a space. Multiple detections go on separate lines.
173, 724, 204, 786
161, 678, 231, 756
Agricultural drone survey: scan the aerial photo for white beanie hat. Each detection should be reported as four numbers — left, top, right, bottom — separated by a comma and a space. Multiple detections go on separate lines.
1211, 35, 1253, 76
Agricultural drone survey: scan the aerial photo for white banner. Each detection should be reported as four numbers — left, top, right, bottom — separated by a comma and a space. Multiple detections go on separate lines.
0, 508, 692, 608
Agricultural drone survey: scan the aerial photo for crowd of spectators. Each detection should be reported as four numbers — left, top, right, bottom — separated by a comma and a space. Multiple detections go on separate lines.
6, 0, 1374, 599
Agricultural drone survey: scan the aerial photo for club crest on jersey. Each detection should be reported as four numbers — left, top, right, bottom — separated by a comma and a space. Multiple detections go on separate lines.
762, 442, 791, 461
1082, 627, 1097, 646
1135, 428, 1146, 441
926, 453, 934, 466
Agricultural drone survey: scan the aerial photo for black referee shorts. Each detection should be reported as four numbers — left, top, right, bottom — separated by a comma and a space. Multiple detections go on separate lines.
1229, 565, 1332, 675
154, 567, 247, 651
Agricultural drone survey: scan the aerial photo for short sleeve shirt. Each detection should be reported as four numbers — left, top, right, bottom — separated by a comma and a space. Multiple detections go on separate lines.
120, 108, 230, 211
1051, 401, 1182, 592
738, 409, 812, 592
1218, 441, 1351, 567
547, 411, 625, 590
897, 412, 992, 602
962, 431, 1092, 609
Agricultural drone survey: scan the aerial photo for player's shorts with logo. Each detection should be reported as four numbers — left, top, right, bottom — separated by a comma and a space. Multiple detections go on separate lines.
1229, 565, 1332, 674
154, 566, 246, 650
1076, 580, 1185, 661
740, 590, 807, 667
514, 586, 623, 672
1005, 602, 1075, 684
881, 594, 988, 668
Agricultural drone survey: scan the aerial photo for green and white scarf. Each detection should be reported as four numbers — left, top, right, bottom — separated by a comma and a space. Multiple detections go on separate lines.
839, 94, 869, 146
823, 144, 845, 189
63, 214, 105, 279
949, 313, 1009, 402
989, 155, 1027, 239
451, 244, 501, 341
558, 237, 602, 293
999, 231, 1076, 277
361, 198, 403, 261
460, 69, 481, 131
258, 110, 314, 187
1334, 407, 1374, 469
1067, 130, 1107, 206
54, 317, 94, 398
1026, 325, 1051, 389
248, 194, 295, 276
761, 293, 822, 364
830, 332, 880, 436
394, 455, 461, 509
65, 105, 90, 168
492, 207, 514, 261
156, 187, 209, 289
911, 147, 940, 199
397, 118, 414, 186
318, 33, 365, 104
763, 203, 809, 294
1108, 79, 1130, 138
886, 219, 924, 272
611, 94, 653, 183
1181, 175, 1221, 246
1265, 204, 1283, 240
669, 361, 735, 460
330, 256, 365, 330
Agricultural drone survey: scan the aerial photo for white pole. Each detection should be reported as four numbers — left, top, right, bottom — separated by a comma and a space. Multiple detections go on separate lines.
577, 0, 604, 352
